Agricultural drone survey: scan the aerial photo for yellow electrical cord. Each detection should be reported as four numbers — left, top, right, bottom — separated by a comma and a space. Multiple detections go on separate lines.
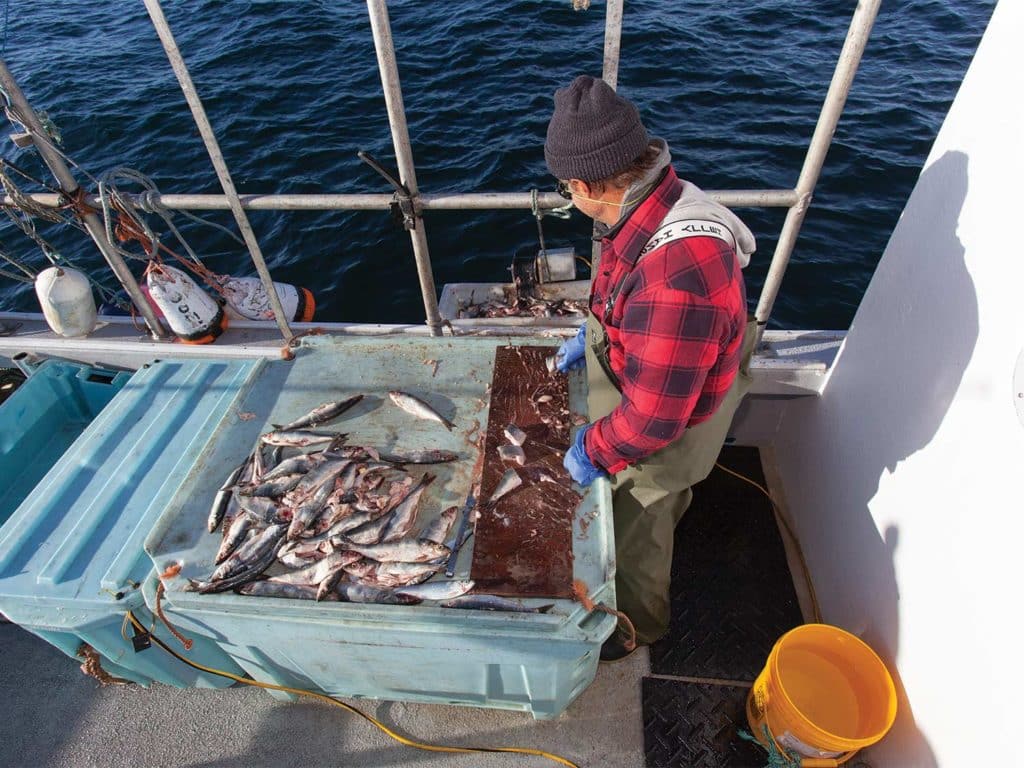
123, 610, 579, 767
713, 461, 822, 623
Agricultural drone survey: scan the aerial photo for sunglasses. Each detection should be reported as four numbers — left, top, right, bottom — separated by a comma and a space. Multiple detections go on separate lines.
556, 180, 573, 200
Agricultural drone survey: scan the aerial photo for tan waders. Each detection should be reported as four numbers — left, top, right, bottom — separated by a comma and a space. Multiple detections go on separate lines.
584, 311, 756, 645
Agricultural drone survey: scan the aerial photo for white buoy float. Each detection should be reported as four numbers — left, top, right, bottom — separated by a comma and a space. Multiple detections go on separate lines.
221, 276, 316, 322
146, 264, 227, 344
34, 266, 98, 338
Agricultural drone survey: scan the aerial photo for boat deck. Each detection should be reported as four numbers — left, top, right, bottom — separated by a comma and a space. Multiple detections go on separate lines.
0, 446, 802, 768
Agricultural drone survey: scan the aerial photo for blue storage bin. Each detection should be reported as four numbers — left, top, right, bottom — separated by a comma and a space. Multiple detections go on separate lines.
0, 360, 131, 525
0, 359, 260, 688
143, 336, 617, 718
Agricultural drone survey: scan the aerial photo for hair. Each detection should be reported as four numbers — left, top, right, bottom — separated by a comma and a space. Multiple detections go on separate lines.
588, 141, 662, 194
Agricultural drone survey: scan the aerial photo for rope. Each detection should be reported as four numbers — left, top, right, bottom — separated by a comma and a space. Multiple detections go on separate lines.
738, 725, 804, 768
0, 244, 35, 280
76, 643, 132, 686
154, 563, 193, 651
571, 578, 637, 651
713, 461, 822, 623
123, 609, 579, 766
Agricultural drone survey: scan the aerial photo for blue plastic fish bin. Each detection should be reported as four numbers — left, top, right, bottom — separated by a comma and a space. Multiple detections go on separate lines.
0, 360, 131, 525
0, 359, 259, 688
143, 336, 616, 718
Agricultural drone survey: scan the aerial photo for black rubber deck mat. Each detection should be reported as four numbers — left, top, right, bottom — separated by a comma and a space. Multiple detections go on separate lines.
648, 445, 804, 681
642, 677, 764, 768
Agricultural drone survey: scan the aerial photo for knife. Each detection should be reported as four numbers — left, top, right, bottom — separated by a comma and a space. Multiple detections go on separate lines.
444, 489, 477, 577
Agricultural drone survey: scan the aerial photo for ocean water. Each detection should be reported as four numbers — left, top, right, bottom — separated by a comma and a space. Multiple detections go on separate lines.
0, 0, 995, 329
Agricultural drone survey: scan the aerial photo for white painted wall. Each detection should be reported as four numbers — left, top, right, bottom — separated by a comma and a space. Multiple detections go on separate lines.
771, 2, 1022, 765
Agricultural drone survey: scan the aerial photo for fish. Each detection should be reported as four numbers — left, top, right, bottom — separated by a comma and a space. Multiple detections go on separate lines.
334, 582, 421, 605
334, 539, 450, 563
208, 464, 243, 533
277, 549, 324, 569
490, 468, 522, 503
235, 495, 282, 524
503, 424, 527, 446
212, 523, 287, 581
194, 544, 280, 594
394, 579, 475, 601
420, 505, 459, 545
380, 473, 435, 542
440, 596, 555, 613
274, 395, 364, 431
214, 513, 254, 565
266, 551, 362, 586
343, 514, 394, 546
236, 473, 303, 498
378, 449, 460, 464
498, 444, 526, 465
260, 429, 341, 448
344, 560, 444, 587
286, 478, 337, 540
238, 581, 319, 600
262, 454, 321, 481
388, 390, 454, 431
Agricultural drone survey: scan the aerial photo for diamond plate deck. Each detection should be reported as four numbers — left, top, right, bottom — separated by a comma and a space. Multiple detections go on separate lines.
642, 677, 764, 768
649, 445, 804, 681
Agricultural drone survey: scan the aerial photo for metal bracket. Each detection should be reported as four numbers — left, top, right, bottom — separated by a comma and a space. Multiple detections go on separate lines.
358, 150, 416, 231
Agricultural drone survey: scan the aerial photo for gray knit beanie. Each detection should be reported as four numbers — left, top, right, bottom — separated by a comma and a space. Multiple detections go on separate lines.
544, 75, 649, 182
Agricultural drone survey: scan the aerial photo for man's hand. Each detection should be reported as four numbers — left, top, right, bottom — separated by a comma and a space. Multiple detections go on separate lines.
555, 323, 587, 373
564, 423, 606, 486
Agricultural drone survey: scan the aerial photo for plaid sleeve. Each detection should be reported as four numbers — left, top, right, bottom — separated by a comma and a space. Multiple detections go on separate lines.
585, 286, 727, 474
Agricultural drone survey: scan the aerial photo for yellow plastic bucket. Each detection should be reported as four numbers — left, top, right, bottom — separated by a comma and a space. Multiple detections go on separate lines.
746, 624, 897, 767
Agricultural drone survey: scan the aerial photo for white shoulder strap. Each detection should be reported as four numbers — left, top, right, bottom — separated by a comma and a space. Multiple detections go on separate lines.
639, 218, 736, 259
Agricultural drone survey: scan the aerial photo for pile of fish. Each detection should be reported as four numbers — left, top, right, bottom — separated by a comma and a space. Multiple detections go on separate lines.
456, 293, 586, 320
194, 392, 551, 613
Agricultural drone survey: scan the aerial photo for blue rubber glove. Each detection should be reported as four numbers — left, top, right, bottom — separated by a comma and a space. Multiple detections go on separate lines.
555, 323, 587, 373
564, 424, 605, 487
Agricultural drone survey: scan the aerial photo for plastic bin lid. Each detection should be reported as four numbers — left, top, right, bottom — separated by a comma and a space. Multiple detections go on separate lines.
0, 359, 265, 619
145, 336, 615, 640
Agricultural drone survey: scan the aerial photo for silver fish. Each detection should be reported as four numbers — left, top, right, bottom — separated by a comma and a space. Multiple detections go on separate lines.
238, 581, 319, 600
212, 523, 285, 580
266, 551, 361, 586
498, 445, 526, 465
379, 449, 460, 464
380, 473, 435, 542
334, 582, 421, 605
394, 579, 475, 601
214, 513, 254, 565
490, 468, 522, 503
440, 595, 555, 613
235, 495, 281, 524
260, 429, 340, 448
287, 478, 337, 540
388, 390, 454, 431
503, 424, 527, 446
195, 544, 281, 594
344, 560, 443, 587
263, 454, 321, 481
208, 462, 245, 532
274, 395, 363, 431
343, 514, 393, 546
277, 549, 324, 569
236, 473, 303, 498
335, 539, 450, 563
420, 505, 459, 545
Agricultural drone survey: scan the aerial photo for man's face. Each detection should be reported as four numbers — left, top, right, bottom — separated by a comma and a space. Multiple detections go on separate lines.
559, 179, 620, 226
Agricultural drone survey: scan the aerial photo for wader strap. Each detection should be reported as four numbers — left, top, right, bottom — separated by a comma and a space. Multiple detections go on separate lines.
601, 218, 737, 325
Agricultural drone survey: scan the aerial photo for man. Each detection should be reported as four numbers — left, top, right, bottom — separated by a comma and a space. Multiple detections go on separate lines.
545, 75, 758, 661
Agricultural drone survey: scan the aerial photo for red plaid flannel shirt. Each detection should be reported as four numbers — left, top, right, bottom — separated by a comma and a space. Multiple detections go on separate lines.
585, 167, 747, 474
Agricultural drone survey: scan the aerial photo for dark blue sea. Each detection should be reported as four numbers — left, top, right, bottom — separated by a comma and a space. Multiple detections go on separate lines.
0, 0, 996, 329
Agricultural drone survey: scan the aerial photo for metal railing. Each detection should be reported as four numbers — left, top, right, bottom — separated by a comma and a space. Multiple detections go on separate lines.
0, 0, 882, 342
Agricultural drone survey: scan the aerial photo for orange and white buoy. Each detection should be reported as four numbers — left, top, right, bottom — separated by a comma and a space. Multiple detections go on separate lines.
146, 264, 227, 344
221, 276, 315, 322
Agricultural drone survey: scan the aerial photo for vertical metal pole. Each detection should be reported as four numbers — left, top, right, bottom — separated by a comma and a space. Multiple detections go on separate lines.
366, 0, 443, 337
0, 58, 168, 339
753, 0, 882, 341
143, 0, 294, 341
602, 0, 624, 90
591, 0, 626, 274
